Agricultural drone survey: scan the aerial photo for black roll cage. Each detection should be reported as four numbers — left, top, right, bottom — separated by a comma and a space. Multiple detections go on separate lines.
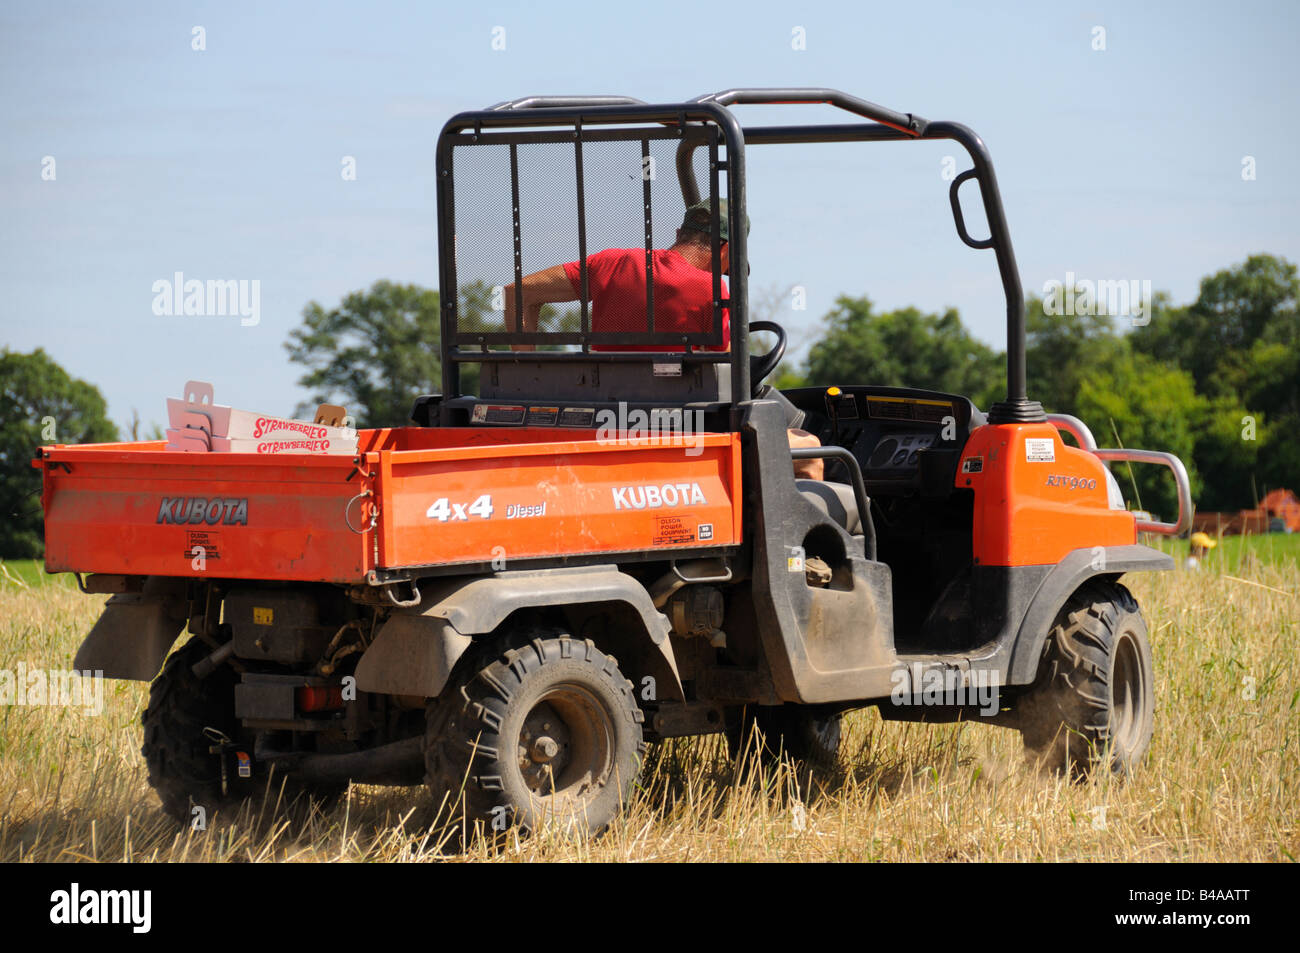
435, 87, 1044, 425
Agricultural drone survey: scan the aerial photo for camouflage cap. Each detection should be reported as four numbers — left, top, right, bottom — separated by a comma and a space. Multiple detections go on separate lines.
680, 198, 749, 243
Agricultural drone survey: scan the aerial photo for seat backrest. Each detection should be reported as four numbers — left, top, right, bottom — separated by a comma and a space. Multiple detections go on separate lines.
795, 479, 862, 536
478, 359, 731, 405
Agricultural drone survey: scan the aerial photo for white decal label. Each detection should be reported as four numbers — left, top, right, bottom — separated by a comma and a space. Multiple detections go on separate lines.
506, 502, 546, 519
1025, 438, 1055, 463
426, 494, 495, 521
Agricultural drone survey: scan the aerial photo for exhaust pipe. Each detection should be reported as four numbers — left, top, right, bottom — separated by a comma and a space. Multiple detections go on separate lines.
191, 640, 235, 679
254, 735, 425, 785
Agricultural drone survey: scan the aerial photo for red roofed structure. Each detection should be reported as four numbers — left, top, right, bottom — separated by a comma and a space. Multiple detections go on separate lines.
1193, 488, 1300, 535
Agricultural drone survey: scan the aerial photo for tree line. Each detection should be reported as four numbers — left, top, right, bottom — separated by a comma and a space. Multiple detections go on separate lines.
2, 254, 1294, 556
779, 254, 1296, 519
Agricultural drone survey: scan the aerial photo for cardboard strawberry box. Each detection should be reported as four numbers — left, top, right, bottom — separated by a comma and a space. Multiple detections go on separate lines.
163, 380, 357, 454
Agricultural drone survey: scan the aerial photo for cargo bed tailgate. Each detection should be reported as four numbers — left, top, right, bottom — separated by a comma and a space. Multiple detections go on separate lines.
39, 441, 373, 583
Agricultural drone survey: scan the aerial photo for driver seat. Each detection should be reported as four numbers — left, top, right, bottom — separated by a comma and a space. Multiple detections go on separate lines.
758, 384, 863, 533
795, 479, 863, 535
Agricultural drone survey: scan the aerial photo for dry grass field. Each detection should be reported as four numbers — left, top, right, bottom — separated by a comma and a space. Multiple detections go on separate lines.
1, 552, 1296, 863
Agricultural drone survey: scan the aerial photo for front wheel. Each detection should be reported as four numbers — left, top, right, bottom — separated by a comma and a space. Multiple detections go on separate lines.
1018, 581, 1154, 779
424, 628, 646, 839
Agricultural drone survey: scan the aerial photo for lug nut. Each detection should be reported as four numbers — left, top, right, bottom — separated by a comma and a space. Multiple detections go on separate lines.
530, 736, 559, 763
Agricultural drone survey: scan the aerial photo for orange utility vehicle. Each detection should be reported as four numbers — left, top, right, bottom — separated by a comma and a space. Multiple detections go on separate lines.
39, 89, 1191, 836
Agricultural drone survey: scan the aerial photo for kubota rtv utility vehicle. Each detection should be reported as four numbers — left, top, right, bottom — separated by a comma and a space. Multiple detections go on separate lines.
39, 89, 1192, 836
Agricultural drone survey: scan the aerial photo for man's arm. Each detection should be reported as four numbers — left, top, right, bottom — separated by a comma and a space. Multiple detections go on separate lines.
503, 265, 578, 336
787, 428, 824, 480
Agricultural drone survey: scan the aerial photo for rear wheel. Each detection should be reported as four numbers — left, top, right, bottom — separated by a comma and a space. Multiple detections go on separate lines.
143, 638, 239, 822
1018, 581, 1154, 779
423, 628, 646, 839
142, 637, 342, 824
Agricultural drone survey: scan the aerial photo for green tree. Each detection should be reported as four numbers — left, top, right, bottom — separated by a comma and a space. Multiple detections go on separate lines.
1192, 396, 1267, 512
1132, 254, 1298, 395
1230, 301, 1300, 496
802, 296, 1002, 407
1076, 350, 1203, 520
1130, 254, 1299, 508
286, 280, 582, 427
1025, 293, 1127, 417
286, 281, 445, 428
770, 363, 807, 390
0, 348, 119, 558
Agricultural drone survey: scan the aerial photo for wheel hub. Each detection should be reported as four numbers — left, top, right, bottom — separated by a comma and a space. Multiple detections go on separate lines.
530, 735, 560, 763
516, 686, 613, 800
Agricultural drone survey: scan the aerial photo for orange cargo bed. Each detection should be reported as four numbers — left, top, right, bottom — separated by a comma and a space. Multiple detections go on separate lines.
38, 427, 743, 584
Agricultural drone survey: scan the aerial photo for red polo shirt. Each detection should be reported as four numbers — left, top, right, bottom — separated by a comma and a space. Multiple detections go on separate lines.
562, 247, 730, 351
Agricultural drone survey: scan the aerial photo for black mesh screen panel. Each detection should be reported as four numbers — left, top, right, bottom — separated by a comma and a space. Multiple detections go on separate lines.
446, 124, 726, 351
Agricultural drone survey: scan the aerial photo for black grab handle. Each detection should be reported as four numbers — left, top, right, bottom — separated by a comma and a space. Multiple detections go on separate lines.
789, 446, 877, 561
948, 169, 995, 250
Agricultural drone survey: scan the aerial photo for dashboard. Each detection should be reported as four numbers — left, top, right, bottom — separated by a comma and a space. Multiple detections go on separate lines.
778, 385, 985, 496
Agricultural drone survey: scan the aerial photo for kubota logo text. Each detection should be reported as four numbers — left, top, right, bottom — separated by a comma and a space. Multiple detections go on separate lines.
611, 482, 706, 510
157, 497, 248, 525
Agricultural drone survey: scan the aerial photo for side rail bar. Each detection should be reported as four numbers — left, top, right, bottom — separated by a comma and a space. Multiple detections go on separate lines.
488, 95, 649, 110
1091, 449, 1193, 536
1049, 415, 1190, 535
1047, 413, 1098, 451
692, 87, 926, 136
789, 446, 877, 561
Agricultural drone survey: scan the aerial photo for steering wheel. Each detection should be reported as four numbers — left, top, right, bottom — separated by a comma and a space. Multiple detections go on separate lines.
748, 320, 787, 391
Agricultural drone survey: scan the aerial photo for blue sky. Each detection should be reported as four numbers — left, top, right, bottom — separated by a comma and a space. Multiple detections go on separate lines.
2, 0, 1297, 430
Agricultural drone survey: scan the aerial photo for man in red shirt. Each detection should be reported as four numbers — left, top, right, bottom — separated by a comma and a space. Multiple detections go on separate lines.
503, 199, 733, 348
502, 201, 822, 479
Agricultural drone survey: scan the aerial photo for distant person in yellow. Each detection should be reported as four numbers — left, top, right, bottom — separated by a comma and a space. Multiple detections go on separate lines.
1185, 531, 1217, 570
